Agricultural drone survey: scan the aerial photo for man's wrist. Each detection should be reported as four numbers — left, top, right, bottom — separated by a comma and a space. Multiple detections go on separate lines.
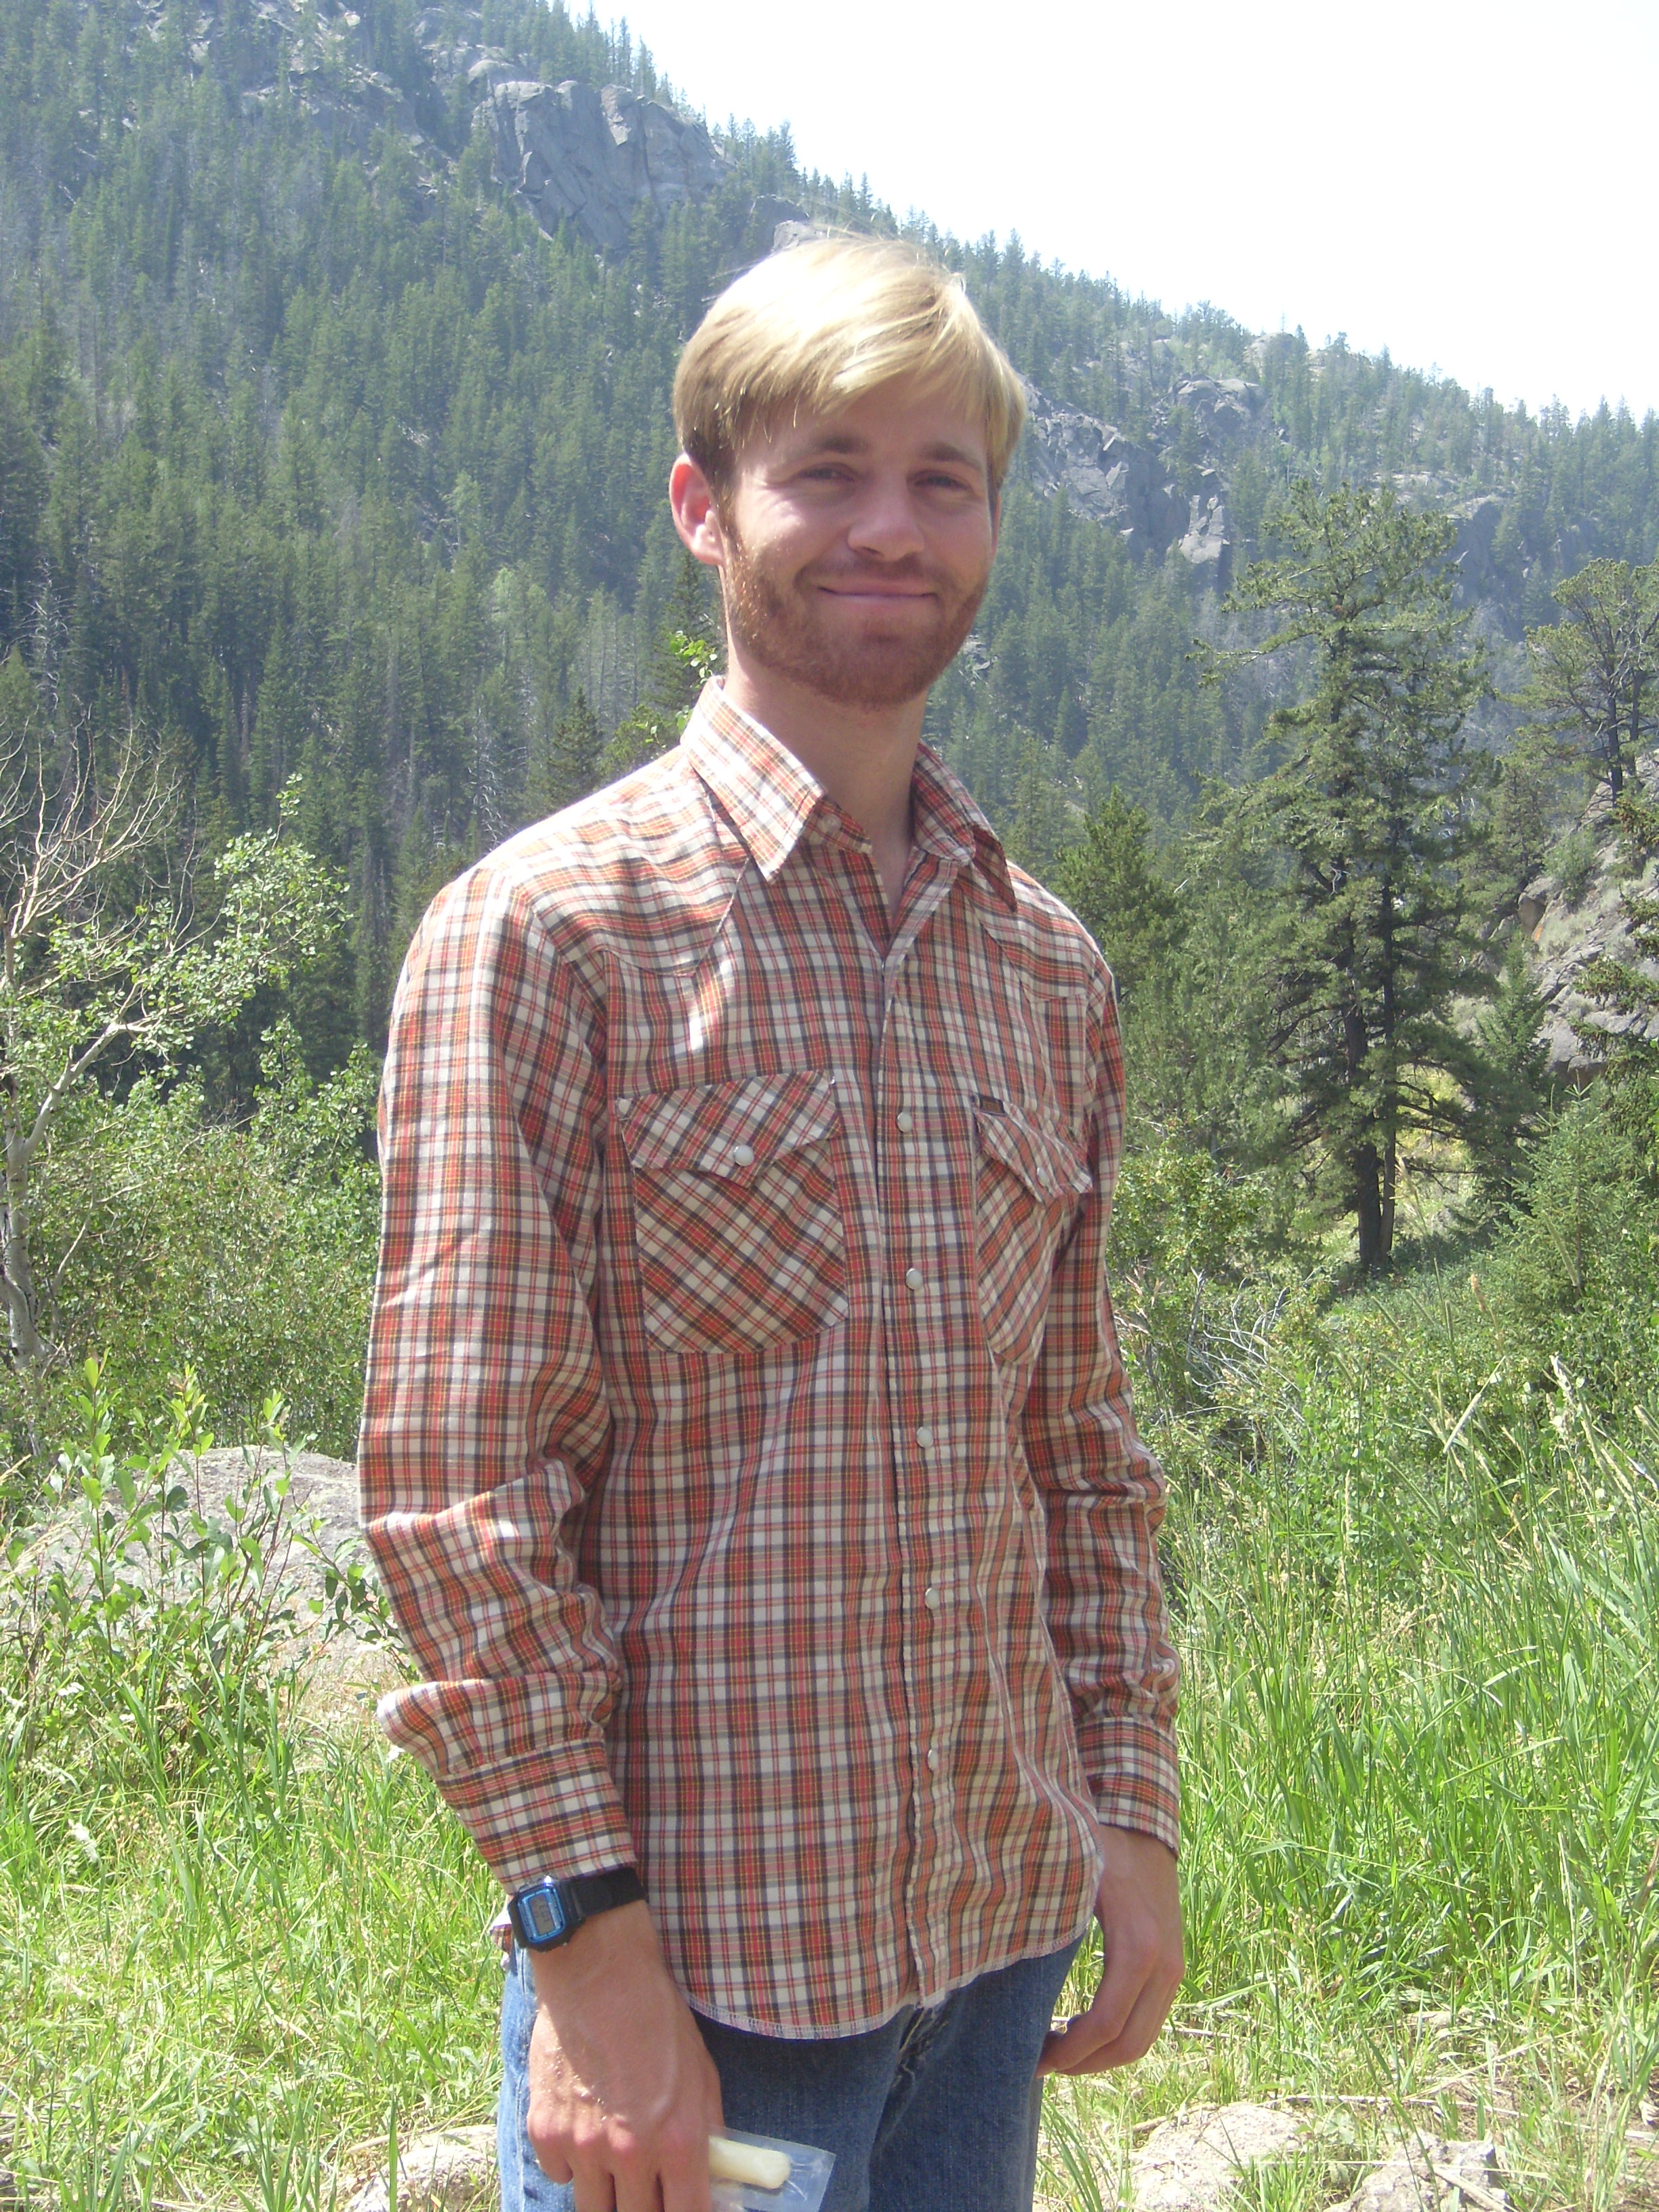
507, 1865, 644, 1950
527, 1896, 660, 2002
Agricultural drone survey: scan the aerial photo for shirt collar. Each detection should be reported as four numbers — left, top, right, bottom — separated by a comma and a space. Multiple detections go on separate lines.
680, 681, 1017, 912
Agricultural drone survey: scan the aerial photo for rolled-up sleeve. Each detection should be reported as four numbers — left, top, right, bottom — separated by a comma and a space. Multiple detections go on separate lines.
360, 860, 633, 1887
1022, 979, 1181, 1855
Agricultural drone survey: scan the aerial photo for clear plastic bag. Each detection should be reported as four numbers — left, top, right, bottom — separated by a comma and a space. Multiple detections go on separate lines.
709, 2128, 836, 2211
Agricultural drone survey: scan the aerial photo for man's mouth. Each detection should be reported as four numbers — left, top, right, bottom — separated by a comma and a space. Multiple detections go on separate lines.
815, 577, 937, 600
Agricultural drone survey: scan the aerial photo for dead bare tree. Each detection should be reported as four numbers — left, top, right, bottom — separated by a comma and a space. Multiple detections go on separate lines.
0, 681, 342, 1395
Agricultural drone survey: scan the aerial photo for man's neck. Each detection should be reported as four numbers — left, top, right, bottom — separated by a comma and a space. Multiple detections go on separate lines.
720, 661, 923, 921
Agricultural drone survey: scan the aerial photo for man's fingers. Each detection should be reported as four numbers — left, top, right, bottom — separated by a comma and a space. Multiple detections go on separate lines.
658, 2125, 718, 2212
1040, 1950, 1183, 2076
1037, 1925, 1148, 2074
570, 2165, 618, 2212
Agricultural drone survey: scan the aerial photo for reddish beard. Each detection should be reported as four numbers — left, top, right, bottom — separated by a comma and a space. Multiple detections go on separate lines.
718, 525, 988, 710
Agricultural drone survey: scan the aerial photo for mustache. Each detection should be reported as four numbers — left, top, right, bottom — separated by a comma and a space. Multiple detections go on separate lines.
805, 556, 947, 588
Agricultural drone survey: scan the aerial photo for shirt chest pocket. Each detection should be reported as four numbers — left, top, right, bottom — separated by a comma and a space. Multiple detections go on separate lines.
972, 1101, 1092, 1368
617, 1071, 849, 1357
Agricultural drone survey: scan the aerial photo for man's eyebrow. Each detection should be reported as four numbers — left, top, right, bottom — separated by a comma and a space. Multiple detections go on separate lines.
787, 430, 869, 458
918, 441, 987, 474
780, 432, 987, 474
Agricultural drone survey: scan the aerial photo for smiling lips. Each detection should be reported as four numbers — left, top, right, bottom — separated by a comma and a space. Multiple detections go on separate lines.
815, 569, 938, 600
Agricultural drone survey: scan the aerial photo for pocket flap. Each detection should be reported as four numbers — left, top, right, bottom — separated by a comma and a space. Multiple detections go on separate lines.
975, 1102, 1092, 1204
620, 1071, 840, 1183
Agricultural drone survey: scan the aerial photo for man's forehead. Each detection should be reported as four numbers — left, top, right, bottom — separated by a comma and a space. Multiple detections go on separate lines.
760, 386, 991, 472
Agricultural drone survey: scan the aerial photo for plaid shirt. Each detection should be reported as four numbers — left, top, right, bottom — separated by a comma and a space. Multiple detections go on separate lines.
361, 683, 1179, 2038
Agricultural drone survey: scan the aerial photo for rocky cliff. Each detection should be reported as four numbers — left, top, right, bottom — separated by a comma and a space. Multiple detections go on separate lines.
112, 0, 1619, 622
179, 0, 732, 253
1519, 750, 1659, 1079
1020, 374, 1271, 588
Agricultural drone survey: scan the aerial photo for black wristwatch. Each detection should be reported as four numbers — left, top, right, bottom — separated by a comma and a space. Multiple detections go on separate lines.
506, 1866, 646, 1950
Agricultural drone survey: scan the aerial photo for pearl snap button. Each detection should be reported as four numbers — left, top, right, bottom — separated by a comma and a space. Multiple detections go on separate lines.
914, 1425, 934, 1449
895, 1110, 914, 1132
926, 1746, 941, 1772
731, 1143, 756, 1167
924, 1584, 941, 1610
905, 1267, 923, 1290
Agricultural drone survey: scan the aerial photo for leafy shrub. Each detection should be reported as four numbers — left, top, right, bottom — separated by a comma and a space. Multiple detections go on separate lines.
1547, 823, 1600, 907
1109, 1132, 1282, 1412
18, 1023, 380, 1456
1, 1363, 384, 1832
1482, 1087, 1659, 1403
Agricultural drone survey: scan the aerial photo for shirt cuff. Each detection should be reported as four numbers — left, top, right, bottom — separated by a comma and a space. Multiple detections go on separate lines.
378, 1697, 638, 1889
1076, 1715, 1181, 1857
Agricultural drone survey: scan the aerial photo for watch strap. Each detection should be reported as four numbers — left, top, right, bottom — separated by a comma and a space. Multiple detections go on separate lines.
565, 1865, 645, 1922
508, 1865, 644, 1949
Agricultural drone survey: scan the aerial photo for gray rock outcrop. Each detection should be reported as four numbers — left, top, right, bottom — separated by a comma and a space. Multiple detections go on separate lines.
1338, 2135, 1510, 2212
1452, 494, 1508, 601
1172, 375, 1263, 445
1020, 385, 1187, 560
1179, 488, 1232, 580
483, 79, 730, 253
750, 193, 818, 252
344, 2126, 496, 2212
1519, 747, 1659, 1081
1019, 374, 1267, 586
1130, 2103, 1304, 2210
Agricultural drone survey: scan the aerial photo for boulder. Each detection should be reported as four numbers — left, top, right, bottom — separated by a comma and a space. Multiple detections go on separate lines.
1130, 2102, 1303, 2211
484, 79, 730, 253
1338, 2134, 1510, 2212
344, 2126, 496, 2212
1172, 376, 1263, 445
749, 192, 817, 254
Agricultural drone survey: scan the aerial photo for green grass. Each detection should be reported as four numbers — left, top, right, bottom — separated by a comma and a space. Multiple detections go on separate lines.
1040, 1293, 1659, 2211
1, 1701, 501, 2201
3, 1304, 1657, 2209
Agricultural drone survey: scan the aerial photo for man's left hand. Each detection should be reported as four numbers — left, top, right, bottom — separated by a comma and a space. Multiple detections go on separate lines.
1038, 1823, 1183, 2074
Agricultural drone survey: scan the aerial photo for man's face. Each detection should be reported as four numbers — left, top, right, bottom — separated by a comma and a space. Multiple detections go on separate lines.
707, 379, 998, 712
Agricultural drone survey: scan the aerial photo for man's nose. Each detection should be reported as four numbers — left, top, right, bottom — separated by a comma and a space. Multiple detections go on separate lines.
845, 474, 926, 561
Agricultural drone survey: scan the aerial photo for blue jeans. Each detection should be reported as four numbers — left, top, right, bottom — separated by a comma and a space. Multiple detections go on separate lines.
497, 1936, 1080, 2212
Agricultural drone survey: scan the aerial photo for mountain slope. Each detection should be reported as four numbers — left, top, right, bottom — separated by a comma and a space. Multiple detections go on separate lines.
2, 0, 1656, 1055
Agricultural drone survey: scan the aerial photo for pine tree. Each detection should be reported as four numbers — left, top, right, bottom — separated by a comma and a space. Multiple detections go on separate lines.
251, 631, 305, 827
528, 688, 603, 819
1208, 481, 1491, 1269
1054, 787, 1185, 1010
1464, 937, 1553, 1208
1523, 559, 1659, 804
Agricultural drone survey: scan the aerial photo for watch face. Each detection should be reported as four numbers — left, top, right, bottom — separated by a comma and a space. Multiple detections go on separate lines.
520, 1885, 567, 1944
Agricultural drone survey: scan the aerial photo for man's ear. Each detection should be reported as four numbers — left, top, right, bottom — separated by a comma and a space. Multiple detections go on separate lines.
670, 453, 727, 572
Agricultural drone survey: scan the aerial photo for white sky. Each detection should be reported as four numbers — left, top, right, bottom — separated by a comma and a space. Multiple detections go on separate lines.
615, 0, 1658, 424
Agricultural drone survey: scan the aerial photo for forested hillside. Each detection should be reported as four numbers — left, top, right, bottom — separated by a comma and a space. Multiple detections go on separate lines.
3, 0, 1658, 1063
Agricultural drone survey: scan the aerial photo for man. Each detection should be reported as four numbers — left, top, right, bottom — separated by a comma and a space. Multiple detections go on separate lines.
361, 234, 1182, 2212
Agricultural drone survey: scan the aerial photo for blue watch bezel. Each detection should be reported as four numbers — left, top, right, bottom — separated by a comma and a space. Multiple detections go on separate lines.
508, 1876, 572, 1950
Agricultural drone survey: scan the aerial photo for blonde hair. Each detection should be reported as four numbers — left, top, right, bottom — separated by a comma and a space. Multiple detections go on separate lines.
673, 234, 1026, 495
